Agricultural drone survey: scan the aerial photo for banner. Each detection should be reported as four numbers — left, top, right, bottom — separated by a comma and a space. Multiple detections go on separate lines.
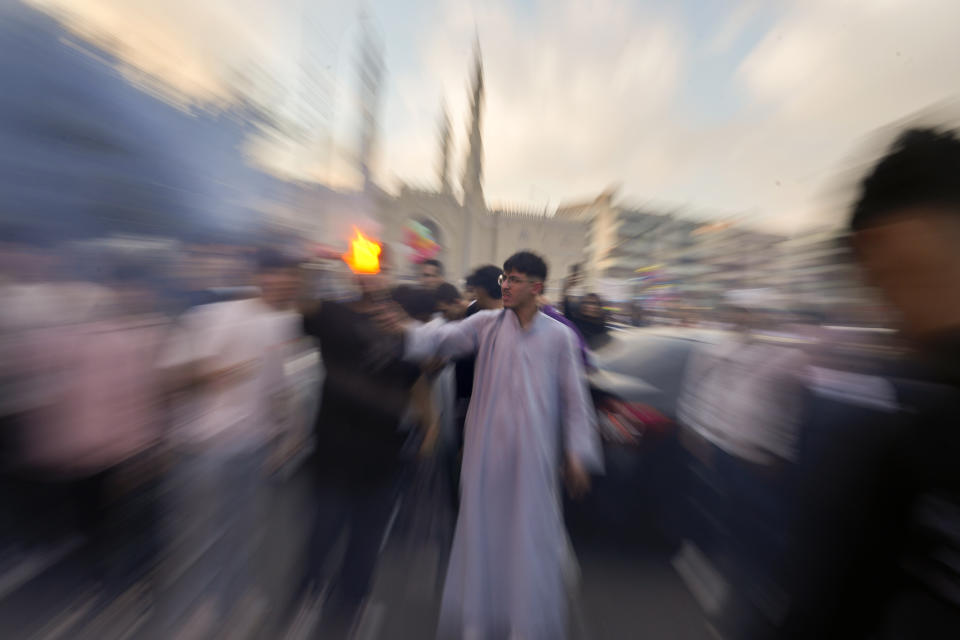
403, 219, 440, 263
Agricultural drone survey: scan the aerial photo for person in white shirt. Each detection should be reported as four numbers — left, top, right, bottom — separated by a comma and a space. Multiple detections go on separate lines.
386, 251, 601, 640
157, 249, 301, 635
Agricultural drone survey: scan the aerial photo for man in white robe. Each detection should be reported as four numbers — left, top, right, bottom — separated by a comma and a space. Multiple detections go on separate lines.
396, 251, 602, 640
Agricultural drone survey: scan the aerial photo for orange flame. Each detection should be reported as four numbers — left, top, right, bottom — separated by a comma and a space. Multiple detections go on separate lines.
342, 227, 382, 274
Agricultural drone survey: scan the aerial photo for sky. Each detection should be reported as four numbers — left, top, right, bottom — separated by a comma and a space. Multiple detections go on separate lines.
25, 0, 960, 235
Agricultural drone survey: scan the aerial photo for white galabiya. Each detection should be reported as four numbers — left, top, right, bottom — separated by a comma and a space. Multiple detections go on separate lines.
404, 307, 602, 640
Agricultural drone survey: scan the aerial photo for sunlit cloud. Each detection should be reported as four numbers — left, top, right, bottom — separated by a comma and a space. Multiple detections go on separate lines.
23, 0, 960, 234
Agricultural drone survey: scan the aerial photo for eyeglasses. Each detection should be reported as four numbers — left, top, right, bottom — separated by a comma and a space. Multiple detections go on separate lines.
498, 274, 540, 287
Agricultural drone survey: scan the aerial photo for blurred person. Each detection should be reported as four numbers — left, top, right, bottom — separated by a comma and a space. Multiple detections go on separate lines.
428, 284, 465, 440
392, 283, 438, 324
294, 246, 422, 637
538, 293, 591, 369
0, 246, 117, 541
629, 300, 647, 327
1, 257, 170, 633
435, 281, 467, 321
392, 283, 461, 584
391, 283, 444, 457
426, 283, 465, 521
390, 250, 602, 640
784, 127, 960, 638
387, 282, 466, 558
573, 293, 610, 350
420, 258, 445, 290
451, 265, 503, 507
560, 263, 585, 319
676, 302, 809, 637
462, 264, 502, 319
157, 249, 302, 635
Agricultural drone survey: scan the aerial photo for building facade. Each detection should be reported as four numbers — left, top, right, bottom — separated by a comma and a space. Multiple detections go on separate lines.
371, 47, 589, 294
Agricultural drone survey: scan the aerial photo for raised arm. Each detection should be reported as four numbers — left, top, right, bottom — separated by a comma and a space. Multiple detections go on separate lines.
403, 309, 500, 362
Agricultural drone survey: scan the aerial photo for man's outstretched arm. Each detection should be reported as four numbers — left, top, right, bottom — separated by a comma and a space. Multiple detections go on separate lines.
392, 308, 499, 362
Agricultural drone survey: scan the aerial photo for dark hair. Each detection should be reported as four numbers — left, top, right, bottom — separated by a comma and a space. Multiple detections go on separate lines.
392, 285, 436, 322
256, 248, 299, 272
435, 282, 461, 305
851, 127, 960, 231
422, 259, 443, 274
503, 250, 547, 282
468, 264, 503, 300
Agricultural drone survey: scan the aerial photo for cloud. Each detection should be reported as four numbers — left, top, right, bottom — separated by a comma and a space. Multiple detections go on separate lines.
382, 0, 960, 235
379, 0, 686, 205
727, 0, 960, 232
707, 0, 764, 55
27, 0, 291, 105
23, 0, 960, 236
27, 0, 362, 185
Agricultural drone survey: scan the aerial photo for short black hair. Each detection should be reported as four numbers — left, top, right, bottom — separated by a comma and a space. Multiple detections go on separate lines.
435, 282, 461, 305
851, 127, 960, 231
467, 264, 503, 300
422, 259, 443, 274
503, 251, 547, 282
392, 285, 436, 322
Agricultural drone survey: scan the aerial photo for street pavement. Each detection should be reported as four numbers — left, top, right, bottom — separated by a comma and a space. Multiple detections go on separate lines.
0, 460, 712, 639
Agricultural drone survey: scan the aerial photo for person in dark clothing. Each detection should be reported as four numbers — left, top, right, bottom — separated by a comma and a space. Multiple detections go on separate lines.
448, 266, 502, 510
784, 127, 960, 638
297, 261, 421, 635
572, 292, 610, 350
419, 259, 444, 290
435, 282, 467, 321
391, 284, 438, 324
454, 265, 502, 406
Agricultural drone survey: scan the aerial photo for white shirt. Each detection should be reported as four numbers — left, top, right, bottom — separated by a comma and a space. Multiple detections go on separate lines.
161, 298, 301, 451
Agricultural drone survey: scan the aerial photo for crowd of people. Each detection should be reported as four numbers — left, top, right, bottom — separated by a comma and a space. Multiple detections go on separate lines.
0, 236, 609, 638
0, 126, 959, 640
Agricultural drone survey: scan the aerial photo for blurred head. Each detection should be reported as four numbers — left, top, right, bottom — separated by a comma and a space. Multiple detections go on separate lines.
501, 251, 547, 311
391, 285, 436, 323
850, 128, 960, 344
580, 293, 604, 320
435, 282, 465, 321
256, 249, 301, 310
419, 259, 444, 289
468, 264, 503, 310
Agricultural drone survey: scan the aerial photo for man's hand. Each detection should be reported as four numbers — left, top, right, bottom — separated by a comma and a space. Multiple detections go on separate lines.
564, 453, 591, 499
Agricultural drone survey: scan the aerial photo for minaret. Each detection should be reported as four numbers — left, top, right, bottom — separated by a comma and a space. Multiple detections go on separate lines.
437, 100, 452, 196
461, 40, 485, 211
357, 12, 384, 191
